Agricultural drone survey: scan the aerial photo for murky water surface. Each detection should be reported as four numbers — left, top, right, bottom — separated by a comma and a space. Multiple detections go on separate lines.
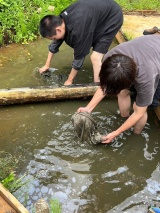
0, 39, 160, 212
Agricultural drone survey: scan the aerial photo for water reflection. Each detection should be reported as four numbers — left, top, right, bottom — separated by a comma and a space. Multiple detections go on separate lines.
5, 101, 158, 212
0, 39, 160, 212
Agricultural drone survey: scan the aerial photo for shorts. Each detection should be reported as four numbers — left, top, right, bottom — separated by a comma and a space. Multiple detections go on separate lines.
93, 9, 123, 53
150, 80, 160, 109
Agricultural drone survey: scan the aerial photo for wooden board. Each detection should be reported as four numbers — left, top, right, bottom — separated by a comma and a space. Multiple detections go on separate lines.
0, 183, 29, 213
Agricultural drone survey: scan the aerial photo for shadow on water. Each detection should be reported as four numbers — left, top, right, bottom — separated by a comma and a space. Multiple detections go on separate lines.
0, 39, 160, 212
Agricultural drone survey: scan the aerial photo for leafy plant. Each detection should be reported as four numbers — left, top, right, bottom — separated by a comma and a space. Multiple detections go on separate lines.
0, 151, 29, 193
0, 0, 160, 46
49, 198, 62, 213
115, 0, 160, 11
0, 0, 76, 46
0, 151, 16, 180
1, 172, 29, 193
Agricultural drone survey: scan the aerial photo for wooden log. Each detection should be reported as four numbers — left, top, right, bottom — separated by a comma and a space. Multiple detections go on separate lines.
0, 84, 99, 106
115, 30, 127, 43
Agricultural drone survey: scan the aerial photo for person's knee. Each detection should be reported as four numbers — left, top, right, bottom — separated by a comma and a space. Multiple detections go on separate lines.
133, 112, 148, 134
118, 89, 130, 98
134, 128, 142, 134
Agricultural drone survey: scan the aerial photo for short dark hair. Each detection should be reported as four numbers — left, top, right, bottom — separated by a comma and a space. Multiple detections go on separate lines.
39, 15, 63, 37
99, 54, 137, 95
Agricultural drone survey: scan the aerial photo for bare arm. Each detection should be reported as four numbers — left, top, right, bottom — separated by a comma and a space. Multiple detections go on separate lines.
64, 68, 78, 86
39, 51, 54, 73
77, 87, 106, 113
64, 57, 85, 86
102, 103, 148, 143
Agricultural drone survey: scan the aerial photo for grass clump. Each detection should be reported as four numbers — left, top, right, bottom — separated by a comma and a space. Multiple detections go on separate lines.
0, 151, 28, 193
49, 198, 62, 213
0, 0, 160, 46
0, 151, 16, 180
115, 0, 160, 11
0, 0, 76, 46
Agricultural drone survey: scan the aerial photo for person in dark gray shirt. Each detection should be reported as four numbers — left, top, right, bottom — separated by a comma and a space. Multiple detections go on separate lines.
39, 0, 123, 85
77, 35, 160, 143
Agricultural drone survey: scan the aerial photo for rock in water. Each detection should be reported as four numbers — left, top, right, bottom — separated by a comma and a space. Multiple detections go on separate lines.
71, 112, 103, 145
35, 199, 49, 213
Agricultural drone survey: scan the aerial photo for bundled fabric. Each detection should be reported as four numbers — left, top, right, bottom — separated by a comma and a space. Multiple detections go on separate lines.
71, 112, 103, 145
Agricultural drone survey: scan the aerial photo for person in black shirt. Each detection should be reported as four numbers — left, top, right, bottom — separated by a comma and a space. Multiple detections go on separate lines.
39, 0, 123, 85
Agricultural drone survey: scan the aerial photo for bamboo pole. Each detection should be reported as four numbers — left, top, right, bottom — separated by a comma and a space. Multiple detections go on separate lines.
0, 85, 99, 105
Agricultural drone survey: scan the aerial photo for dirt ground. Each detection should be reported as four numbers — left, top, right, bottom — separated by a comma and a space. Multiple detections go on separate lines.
122, 14, 160, 38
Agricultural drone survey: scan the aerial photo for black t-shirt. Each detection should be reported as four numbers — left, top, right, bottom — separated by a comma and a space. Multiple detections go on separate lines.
49, 0, 123, 70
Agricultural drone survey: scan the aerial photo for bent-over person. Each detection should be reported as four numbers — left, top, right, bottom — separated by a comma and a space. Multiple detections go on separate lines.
78, 34, 160, 143
39, 0, 123, 85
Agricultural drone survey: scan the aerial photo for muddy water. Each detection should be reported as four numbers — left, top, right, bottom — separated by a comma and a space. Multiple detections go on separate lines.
0, 39, 160, 213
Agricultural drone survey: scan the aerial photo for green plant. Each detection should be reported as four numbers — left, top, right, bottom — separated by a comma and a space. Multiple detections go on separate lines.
0, 0, 76, 46
49, 198, 62, 213
0, 151, 16, 180
115, 0, 160, 11
0, 151, 29, 193
1, 0, 160, 46
123, 31, 134, 41
1, 172, 29, 193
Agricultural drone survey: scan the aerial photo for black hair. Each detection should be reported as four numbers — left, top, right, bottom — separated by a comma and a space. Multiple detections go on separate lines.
99, 54, 137, 95
39, 15, 63, 37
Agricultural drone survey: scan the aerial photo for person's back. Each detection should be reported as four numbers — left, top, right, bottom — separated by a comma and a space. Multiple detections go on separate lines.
59, 0, 123, 58
103, 35, 160, 107
39, 0, 123, 85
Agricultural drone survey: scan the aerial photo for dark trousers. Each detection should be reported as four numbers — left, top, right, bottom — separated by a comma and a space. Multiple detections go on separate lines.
151, 80, 160, 109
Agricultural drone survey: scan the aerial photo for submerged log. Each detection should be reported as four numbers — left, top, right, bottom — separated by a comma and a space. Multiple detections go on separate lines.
0, 84, 99, 106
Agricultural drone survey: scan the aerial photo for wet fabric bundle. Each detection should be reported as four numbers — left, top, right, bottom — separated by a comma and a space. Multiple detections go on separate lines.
71, 112, 103, 145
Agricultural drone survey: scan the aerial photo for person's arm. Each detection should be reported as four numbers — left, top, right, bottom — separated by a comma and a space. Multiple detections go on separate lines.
39, 51, 54, 73
77, 87, 106, 113
64, 57, 85, 86
64, 68, 78, 85
102, 103, 148, 143
39, 39, 64, 73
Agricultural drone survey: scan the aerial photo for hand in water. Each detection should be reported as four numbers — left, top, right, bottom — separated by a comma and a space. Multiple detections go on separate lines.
77, 107, 91, 113
39, 65, 49, 74
101, 131, 118, 143
64, 79, 73, 86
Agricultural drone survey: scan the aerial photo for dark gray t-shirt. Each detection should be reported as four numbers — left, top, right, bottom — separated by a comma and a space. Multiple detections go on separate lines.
103, 35, 160, 107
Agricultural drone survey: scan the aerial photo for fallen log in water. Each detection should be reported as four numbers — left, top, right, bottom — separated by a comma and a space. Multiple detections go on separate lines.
0, 84, 99, 106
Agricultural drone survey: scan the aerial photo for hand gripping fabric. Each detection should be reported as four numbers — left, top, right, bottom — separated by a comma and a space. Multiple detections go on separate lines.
71, 112, 103, 145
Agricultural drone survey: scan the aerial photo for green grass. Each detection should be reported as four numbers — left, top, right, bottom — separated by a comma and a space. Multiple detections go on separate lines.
0, 0, 160, 45
115, 0, 160, 11
49, 198, 62, 213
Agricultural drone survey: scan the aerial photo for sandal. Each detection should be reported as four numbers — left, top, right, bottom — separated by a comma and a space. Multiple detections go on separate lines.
143, 26, 160, 35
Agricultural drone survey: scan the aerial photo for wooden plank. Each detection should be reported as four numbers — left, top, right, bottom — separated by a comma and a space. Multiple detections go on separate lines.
115, 30, 127, 43
0, 196, 17, 213
0, 85, 99, 105
0, 183, 29, 213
